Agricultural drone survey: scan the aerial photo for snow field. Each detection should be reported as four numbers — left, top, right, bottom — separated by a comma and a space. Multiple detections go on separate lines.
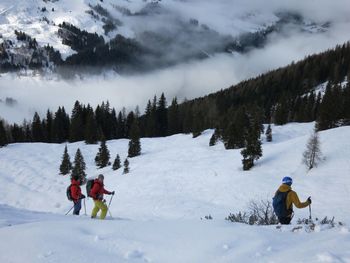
0, 122, 350, 262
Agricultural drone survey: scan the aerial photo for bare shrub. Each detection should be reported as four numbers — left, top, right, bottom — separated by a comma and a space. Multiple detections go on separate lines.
226, 199, 279, 225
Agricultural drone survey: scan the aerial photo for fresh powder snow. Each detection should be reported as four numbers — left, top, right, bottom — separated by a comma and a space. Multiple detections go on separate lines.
0, 122, 350, 262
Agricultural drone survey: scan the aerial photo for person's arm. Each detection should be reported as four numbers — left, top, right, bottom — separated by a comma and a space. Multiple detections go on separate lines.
290, 191, 310, 208
103, 188, 112, 195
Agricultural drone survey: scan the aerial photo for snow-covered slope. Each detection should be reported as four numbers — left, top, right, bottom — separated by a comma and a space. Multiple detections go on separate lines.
1, 122, 350, 262
0, 0, 337, 70
0, 0, 277, 58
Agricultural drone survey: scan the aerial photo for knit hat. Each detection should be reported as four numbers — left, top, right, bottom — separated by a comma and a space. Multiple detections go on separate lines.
282, 176, 293, 186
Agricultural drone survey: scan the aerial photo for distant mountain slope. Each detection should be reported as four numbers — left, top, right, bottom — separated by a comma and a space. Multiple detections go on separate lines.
0, 0, 331, 74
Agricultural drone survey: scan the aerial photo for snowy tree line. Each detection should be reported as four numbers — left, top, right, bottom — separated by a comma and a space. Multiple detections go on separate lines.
1, 42, 350, 170
60, 139, 133, 183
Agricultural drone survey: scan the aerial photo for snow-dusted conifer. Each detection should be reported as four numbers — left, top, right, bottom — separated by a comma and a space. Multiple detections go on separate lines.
241, 127, 262, 171
59, 145, 72, 175
265, 124, 272, 142
128, 120, 141, 158
123, 158, 130, 174
303, 129, 322, 170
0, 120, 8, 147
112, 154, 121, 170
95, 139, 110, 168
71, 148, 86, 182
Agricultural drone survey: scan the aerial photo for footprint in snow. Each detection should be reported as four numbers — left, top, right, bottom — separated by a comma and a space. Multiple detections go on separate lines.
125, 250, 150, 262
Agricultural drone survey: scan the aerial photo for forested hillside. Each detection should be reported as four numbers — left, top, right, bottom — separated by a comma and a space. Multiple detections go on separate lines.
1, 42, 350, 148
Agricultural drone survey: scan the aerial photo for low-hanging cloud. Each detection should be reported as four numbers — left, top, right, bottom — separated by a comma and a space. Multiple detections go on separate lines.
1, 0, 350, 124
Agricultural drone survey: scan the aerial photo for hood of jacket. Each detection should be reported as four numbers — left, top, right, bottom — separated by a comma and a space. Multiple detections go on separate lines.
278, 184, 292, 192
71, 178, 80, 186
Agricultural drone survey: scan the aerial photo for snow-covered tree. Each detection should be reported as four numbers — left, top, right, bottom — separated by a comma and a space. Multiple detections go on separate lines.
303, 129, 322, 170
128, 120, 141, 158
95, 139, 110, 168
59, 145, 72, 175
112, 154, 121, 170
0, 120, 8, 147
123, 158, 130, 174
71, 148, 86, 182
241, 123, 263, 171
265, 124, 272, 142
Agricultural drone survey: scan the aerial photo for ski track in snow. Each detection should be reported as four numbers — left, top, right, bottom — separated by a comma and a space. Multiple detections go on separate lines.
1, 122, 350, 262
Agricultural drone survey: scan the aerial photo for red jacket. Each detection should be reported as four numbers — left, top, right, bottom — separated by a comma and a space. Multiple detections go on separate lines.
90, 179, 111, 200
70, 179, 82, 201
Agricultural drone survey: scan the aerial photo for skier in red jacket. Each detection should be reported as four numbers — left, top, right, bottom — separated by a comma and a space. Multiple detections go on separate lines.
90, 174, 114, 219
70, 177, 85, 215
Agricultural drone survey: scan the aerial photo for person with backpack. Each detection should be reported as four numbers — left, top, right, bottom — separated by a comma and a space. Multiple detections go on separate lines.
90, 174, 115, 219
273, 176, 311, 224
70, 176, 86, 215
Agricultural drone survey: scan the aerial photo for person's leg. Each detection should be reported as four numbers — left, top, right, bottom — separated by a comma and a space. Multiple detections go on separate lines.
96, 201, 108, 219
91, 200, 101, 218
73, 199, 81, 215
279, 217, 292, 224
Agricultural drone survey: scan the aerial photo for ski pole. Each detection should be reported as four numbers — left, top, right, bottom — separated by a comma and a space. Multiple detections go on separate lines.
107, 194, 114, 218
309, 204, 312, 220
84, 198, 87, 216
65, 205, 74, 215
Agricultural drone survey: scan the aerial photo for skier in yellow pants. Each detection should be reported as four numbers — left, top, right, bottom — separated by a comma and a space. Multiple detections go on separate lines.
90, 174, 114, 219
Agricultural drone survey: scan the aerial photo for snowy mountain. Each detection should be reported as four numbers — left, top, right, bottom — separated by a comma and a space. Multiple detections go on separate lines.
0, 122, 350, 262
0, 0, 336, 73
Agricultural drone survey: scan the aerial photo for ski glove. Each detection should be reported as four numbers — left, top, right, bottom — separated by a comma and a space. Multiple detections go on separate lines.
111, 191, 115, 195
80, 194, 86, 199
307, 197, 312, 204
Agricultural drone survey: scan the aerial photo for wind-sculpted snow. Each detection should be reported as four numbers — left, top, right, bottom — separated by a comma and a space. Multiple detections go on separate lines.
0, 123, 350, 262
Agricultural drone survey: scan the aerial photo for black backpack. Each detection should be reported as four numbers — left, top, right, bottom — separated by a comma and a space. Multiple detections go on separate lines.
272, 190, 291, 217
86, 179, 95, 197
66, 185, 73, 201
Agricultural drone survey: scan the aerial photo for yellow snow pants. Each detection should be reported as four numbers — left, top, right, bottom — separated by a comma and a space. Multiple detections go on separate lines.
91, 200, 108, 219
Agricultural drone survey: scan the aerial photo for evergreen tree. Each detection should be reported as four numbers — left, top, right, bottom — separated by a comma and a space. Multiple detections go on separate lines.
209, 128, 220, 146
71, 148, 86, 182
265, 124, 272, 142
0, 120, 8, 147
302, 128, 322, 170
144, 99, 154, 137
167, 97, 180, 135
343, 83, 350, 120
59, 145, 72, 175
112, 154, 121, 170
10, 123, 25, 143
241, 132, 262, 170
109, 108, 118, 139
123, 158, 130, 174
240, 113, 263, 171
156, 93, 168, 136
69, 101, 84, 142
192, 110, 204, 138
125, 111, 135, 138
317, 84, 338, 130
116, 111, 125, 138
46, 110, 54, 143
53, 106, 70, 143
274, 98, 289, 125
23, 120, 32, 142
222, 107, 248, 149
84, 107, 98, 144
128, 120, 141, 158
32, 112, 44, 142
95, 139, 110, 168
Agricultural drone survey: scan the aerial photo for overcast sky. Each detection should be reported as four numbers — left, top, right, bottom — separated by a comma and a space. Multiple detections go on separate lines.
1, 0, 350, 123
